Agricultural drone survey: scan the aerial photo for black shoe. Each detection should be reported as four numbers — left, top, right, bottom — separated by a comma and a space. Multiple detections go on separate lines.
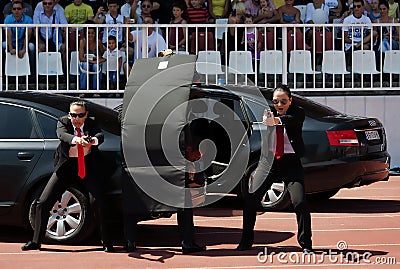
236, 241, 253, 251
303, 248, 314, 254
21, 241, 41, 251
125, 240, 136, 252
103, 242, 115, 253
182, 242, 206, 254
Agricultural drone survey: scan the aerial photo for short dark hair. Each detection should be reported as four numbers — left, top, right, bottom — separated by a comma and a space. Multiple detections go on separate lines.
70, 100, 88, 112
353, 0, 364, 6
108, 35, 117, 42
12, 1, 23, 8
108, 0, 119, 5
273, 84, 292, 98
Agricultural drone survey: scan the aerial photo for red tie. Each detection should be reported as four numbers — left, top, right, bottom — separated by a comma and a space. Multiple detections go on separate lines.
275, 125, 284, 159
76, 128, 86, 179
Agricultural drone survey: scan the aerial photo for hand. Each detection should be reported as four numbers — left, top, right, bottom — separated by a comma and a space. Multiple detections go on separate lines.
262, 111, 275, 126
18, 49, 26, 58
10, 48, 16, 55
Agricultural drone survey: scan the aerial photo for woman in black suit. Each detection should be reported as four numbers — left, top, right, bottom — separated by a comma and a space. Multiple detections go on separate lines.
22, 100, 114, 252
237, 84, 313, 253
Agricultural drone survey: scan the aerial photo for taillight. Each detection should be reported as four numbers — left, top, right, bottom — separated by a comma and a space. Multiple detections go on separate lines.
326, 130, 359, 147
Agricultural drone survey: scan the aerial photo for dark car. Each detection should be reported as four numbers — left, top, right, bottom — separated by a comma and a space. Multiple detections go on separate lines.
0, 57, 390, 244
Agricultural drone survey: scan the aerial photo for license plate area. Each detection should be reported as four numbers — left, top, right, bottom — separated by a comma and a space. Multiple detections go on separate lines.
365, 130, 380, 140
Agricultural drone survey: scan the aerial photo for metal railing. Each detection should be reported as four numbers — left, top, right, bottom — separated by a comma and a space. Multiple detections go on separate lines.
1, 23, 399, 93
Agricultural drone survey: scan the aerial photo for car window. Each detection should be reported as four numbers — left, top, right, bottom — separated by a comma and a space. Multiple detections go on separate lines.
243, 98, 269, 122
0, 103, 38, 139
36, 112, 58, 139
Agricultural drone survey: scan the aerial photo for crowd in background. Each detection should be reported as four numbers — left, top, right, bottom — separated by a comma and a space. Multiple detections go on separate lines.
1, 0, 400, 90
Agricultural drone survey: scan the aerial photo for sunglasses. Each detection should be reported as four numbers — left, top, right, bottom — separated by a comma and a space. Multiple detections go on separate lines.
13, 7, 22, 10
272, 99, 289, 105
43, 2, 53, 6
142, 4, 151, 8
69, 112, 87, 118
354, 4, 363, 8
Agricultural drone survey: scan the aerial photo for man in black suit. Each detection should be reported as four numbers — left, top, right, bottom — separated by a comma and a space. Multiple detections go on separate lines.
22, 100, 114, 252
237, 84, 313, 253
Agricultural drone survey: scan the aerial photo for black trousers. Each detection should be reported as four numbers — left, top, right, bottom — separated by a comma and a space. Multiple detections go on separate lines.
241, 154, 312, 249
32, 156, 110, 244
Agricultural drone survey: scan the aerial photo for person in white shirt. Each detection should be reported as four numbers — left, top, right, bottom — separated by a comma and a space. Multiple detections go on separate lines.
343, 0, 374, 52
102, 35, 122, 90
128, 15, 167, 61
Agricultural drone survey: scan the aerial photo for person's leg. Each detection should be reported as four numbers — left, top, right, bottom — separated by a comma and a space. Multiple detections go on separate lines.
177, 209, 194, 245
31, 172, 66, 245
286, 181, 312, 250
79, 62, 89, 90
92, 64, 101, 90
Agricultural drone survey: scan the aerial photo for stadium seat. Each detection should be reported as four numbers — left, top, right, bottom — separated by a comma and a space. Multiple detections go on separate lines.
383, 50, 400, 74
196, 51, 223, 75
352, 50, 380, 75
38, 52, 63, 75
322, 50, 350, 74
228, 51, 254, 74
289, 50, 320, 74
259, 50, 283, 74
5, 52, 31, 76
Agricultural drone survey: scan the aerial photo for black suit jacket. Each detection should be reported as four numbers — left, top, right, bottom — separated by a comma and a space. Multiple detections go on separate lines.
272, 104, 305, 158
54, 115, 104, 172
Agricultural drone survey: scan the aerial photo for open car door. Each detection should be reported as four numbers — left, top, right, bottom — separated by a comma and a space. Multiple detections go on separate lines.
121, 54, 197, 214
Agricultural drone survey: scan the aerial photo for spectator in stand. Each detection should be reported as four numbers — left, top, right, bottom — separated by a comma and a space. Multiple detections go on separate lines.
368, 0, 381, 21
388, 0, 399, 19
373, 1, 399, 53
85, 0, 107, 14
78, 23, 105, 90
130, 0, 153, 24
343, 0, 375, 65
241, 13, 263, 60
168, 2, 187, 51
278, 0, 301, 24
128, 15, 167, 61
207, 0, 231, 22
245, 0, 261, 17
3, 0, 33, 18
102, 35, 122, 90
34, 0, 64, 15
325, 0, 342, 22
3, 1, 35, 63
304, 0, 329, 45
186, 0, 208, 24
255, 0, 279, 24
33, 0, 67, 53
121, 0, 139, 19
64, 0, 94, 51
94, 0, 132, 75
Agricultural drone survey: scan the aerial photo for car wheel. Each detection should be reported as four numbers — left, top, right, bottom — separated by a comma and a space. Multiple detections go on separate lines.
29, 187, 95, 244
241, 163, 292, 211
307, 189, 339, 200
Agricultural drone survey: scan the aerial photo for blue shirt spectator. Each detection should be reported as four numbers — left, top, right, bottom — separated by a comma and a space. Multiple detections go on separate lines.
33, 0, 68, 52
2, 1, 35, 62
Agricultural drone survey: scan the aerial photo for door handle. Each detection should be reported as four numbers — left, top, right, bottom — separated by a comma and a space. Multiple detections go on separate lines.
18, 152, 34, 161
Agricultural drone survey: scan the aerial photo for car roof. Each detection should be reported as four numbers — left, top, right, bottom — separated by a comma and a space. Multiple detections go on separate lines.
0, 91, 120, 135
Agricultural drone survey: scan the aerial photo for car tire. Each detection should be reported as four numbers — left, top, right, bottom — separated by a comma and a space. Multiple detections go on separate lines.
29, 187, 95, 244
241, 162, 292, 211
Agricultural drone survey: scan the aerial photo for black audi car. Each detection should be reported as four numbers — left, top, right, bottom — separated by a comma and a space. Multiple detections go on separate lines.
0, 57, 390, 244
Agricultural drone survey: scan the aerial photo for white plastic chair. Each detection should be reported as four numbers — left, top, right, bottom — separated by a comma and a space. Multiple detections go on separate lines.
322, 50, 350, 74
5, 52, 31, 76
259, 50, 283, 74
69, 51, 79, 76
38, 52, 63, 75
228, 51, 254, 74
383, 50, 400, 74
196, 51, 223, 75
294, 5, 307, 23
215, 18, 228, 40
352, 50, 380, 74
289, 50, 320, 74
